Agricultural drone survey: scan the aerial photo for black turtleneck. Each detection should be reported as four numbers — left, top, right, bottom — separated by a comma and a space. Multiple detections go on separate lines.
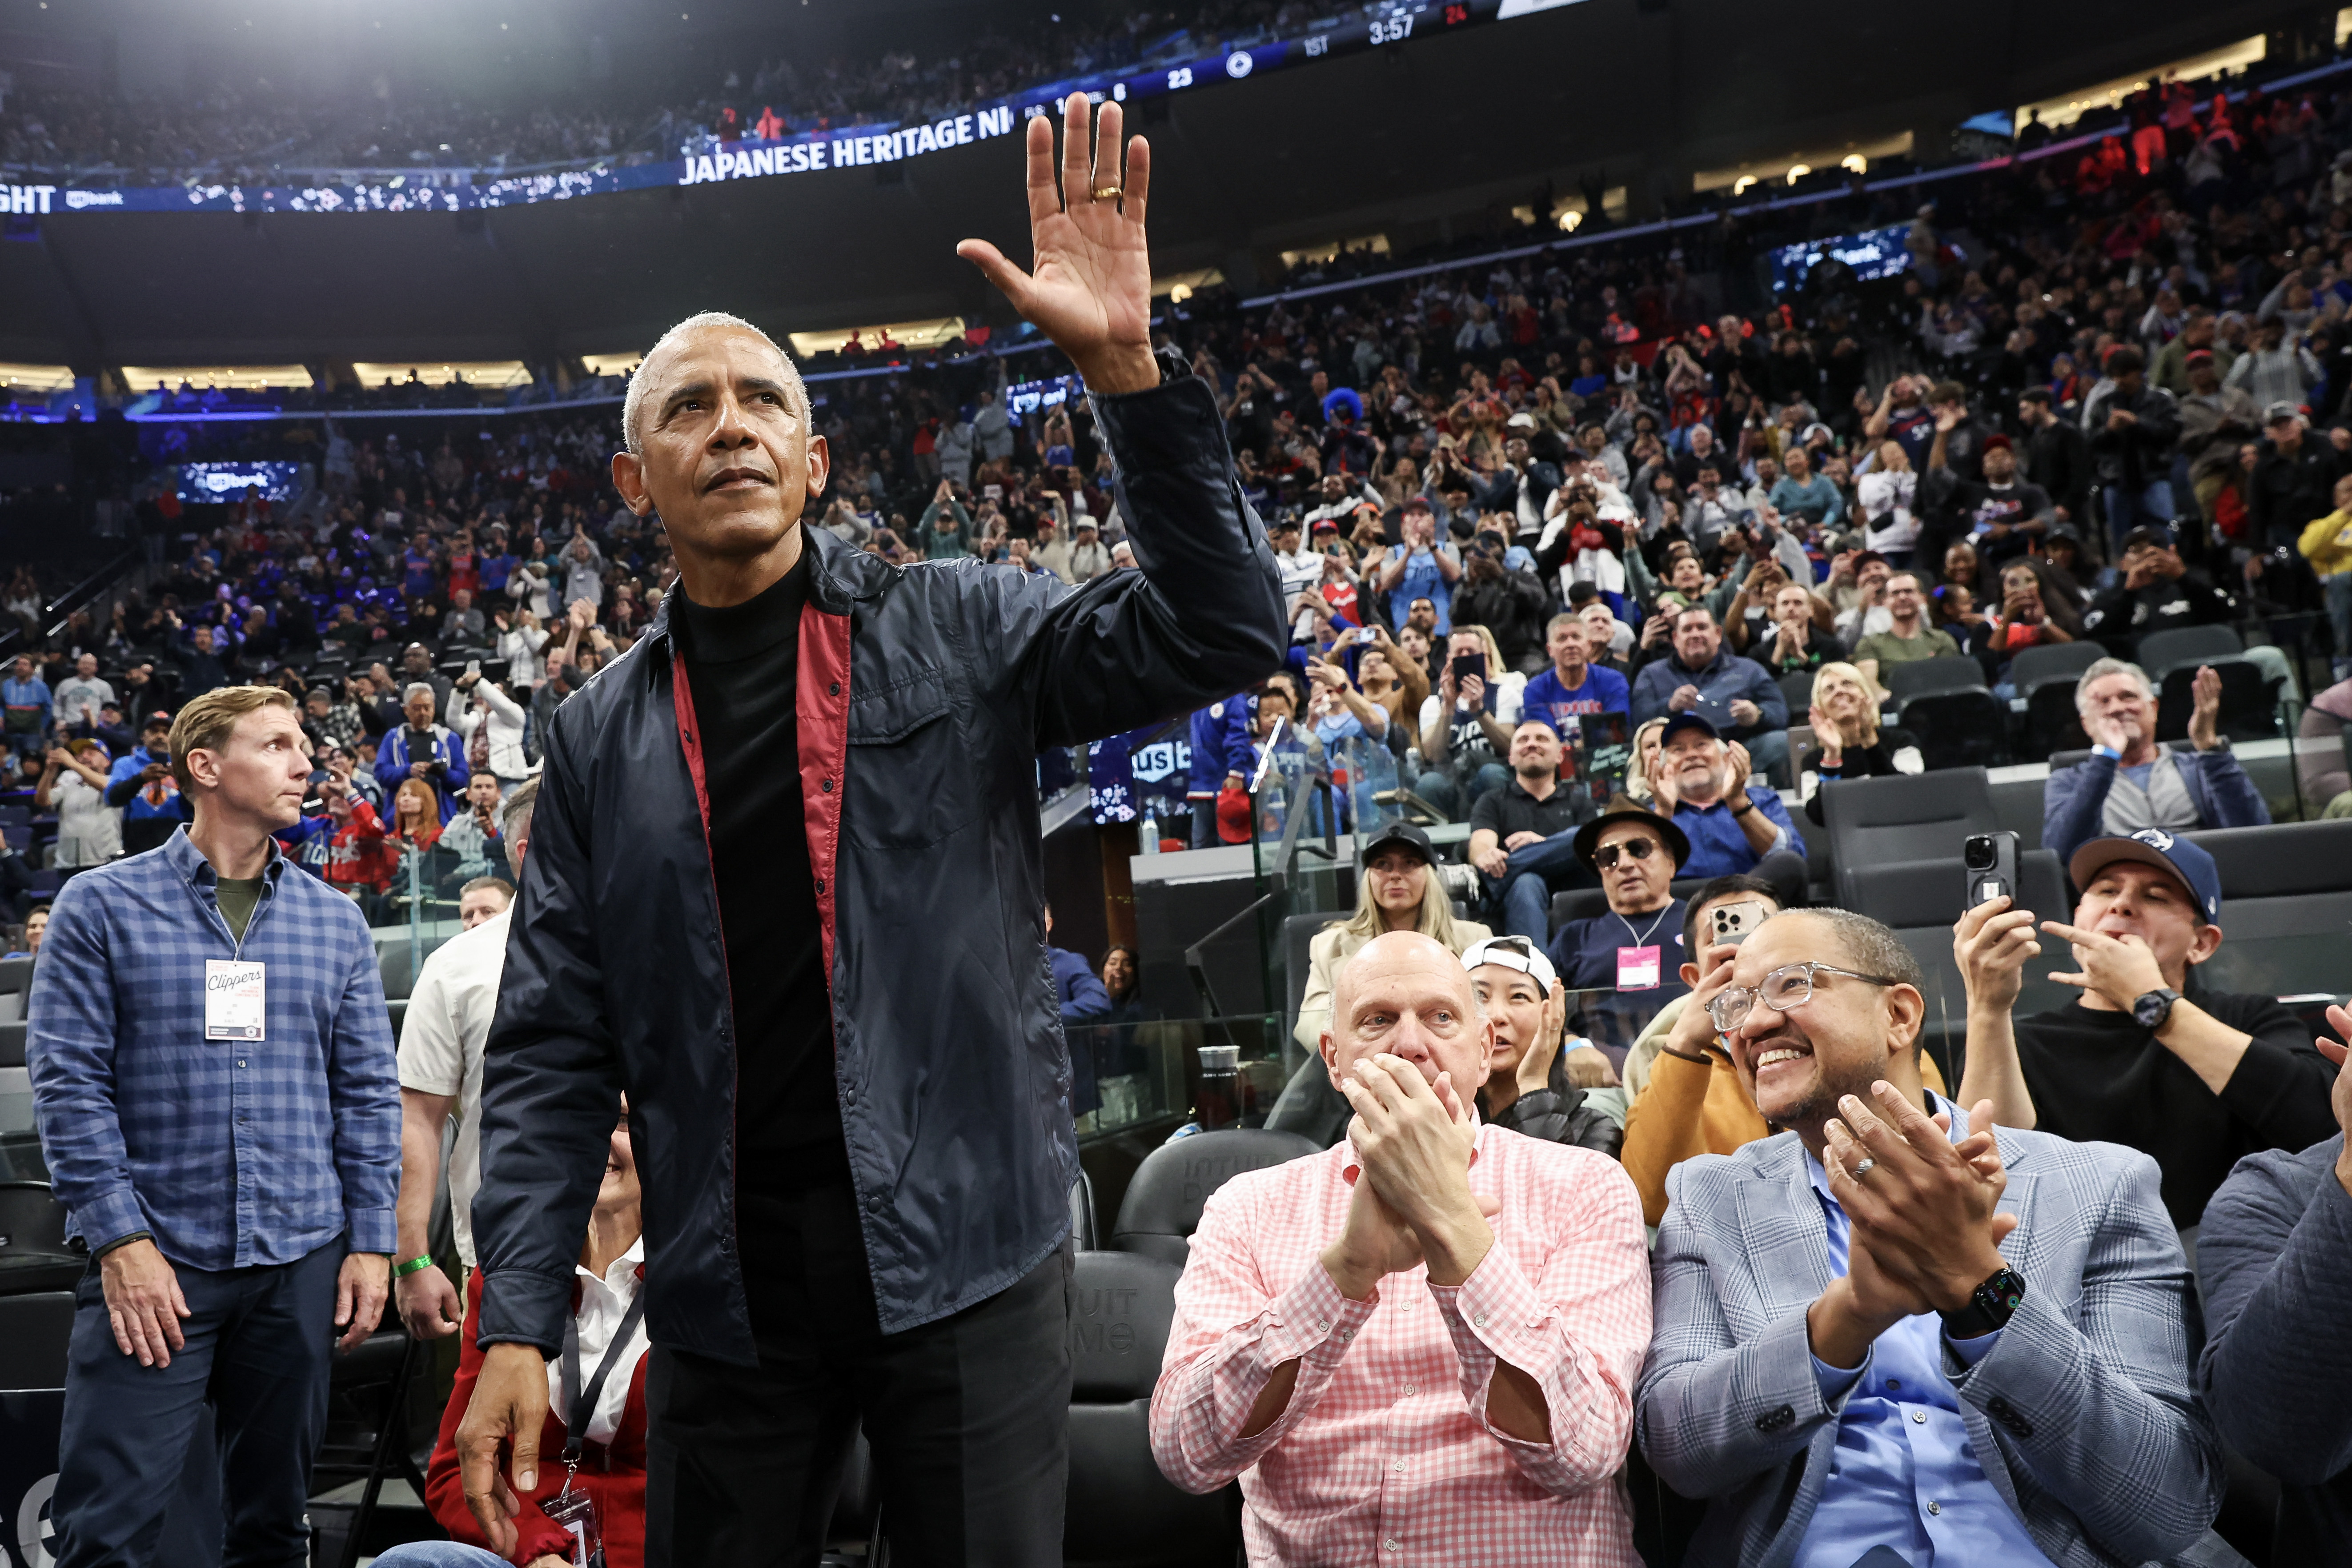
672, 561, 846, 1208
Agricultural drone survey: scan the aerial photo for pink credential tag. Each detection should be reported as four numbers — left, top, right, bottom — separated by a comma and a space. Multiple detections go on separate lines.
1617, 946, 1661, 990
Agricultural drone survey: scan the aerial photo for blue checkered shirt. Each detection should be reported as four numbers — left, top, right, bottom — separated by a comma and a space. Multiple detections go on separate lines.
27, 826, 401, 1270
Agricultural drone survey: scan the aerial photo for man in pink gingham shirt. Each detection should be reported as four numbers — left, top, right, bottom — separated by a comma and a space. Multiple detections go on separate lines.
1148, 930, 1652, 1565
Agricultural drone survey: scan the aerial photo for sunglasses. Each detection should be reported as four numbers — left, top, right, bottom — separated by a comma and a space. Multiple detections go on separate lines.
1593, 838, 1660, 870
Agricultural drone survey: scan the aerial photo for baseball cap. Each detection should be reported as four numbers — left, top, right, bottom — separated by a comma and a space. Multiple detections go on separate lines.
1401, 495, 1434, 514
2185, 349, 2214, 367
2121, 524, 2177, 552
1358, 819, 1437, 869
1506, 412, 1538, 430
1658, 712, 1722, 747
1982, 433, 2013, 452
1310, 516, 1341, 533
143, 710, 173, 730
1459, 934, 1559, 994
2067, 828, 2222, 924
2264, 400, 2304, 425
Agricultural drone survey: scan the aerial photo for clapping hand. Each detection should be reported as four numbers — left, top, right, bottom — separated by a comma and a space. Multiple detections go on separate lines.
1823, 1086, 2015, 1313
1720, 739, 1755, 804
1327, 1056, 1499, 1294
2187, 665, 2222, 750
957, 94, 1159, 397
1806, 703, 1843, 758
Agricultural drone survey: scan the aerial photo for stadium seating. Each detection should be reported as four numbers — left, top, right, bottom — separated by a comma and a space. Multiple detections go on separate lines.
2011, 641, 2103, 761
1111, 1128, 1319, 1267
1843, 848, 2069, 1086
1065, 1249, 1237, 1568
1819, 769, 1999, 910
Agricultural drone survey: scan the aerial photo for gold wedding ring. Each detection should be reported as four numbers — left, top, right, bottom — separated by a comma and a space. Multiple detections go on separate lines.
1091, 184, 1124, 202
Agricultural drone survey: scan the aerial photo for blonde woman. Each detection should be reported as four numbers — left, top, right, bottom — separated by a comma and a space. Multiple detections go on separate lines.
1798, 661, 1923, 824
1291, 822, 1490, 1053
1623, 716, 1667, 802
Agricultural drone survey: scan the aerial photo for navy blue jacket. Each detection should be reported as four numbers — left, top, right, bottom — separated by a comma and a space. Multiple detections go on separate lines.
2197, 1135, 2352, 1564
2042, 747, 2270, 868
475, 374, 1286, 1362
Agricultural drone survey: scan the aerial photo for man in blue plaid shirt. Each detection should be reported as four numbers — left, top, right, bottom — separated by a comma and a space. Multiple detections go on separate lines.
28, 684, 401, 1568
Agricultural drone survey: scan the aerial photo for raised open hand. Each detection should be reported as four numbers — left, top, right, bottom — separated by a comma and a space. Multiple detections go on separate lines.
958, 94, 1159, 396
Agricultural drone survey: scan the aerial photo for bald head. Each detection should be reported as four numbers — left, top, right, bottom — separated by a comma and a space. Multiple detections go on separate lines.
1321, 930, 1492, 1101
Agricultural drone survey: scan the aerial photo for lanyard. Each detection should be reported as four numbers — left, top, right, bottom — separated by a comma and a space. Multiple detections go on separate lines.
559, 1281, 648, 1470
1616, 906, 1671, 948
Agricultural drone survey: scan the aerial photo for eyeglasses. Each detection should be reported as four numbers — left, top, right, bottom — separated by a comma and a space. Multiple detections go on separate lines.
1593, 838, 1659, 870
1706, 961, 1905, 1035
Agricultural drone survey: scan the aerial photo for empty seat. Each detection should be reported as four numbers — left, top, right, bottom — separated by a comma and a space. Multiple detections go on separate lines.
1065, 1250, 1236, 1568
1881, 657, 1987, 702
1897, 688, 2012, 770
1111, 1128, 1318, 1267
1777, 668, 1818, 716
0, 1291, 75, 1389
1844, 848, 2069, 1043
0, 1182, 81, 1299
2014, 640, 2112, 757
2185, 819, 2352, 900
2137, 624, 2244, 678
1820, 768, 1997, 910
0, 1021, 25, 1069
2007, 640, 2108, 693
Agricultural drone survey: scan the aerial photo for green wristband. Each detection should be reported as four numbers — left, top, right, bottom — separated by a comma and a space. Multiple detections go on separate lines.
392, 1255, 437, 1279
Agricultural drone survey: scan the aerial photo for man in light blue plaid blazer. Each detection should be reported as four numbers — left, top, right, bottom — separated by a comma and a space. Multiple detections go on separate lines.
1634, 906, 2239, 1568
28, 687, 400, 1568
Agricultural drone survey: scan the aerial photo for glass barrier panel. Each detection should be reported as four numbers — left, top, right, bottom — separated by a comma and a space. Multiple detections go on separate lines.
1069, 1013, 1287, 1143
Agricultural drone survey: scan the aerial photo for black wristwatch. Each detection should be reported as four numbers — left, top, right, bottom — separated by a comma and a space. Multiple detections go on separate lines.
2132, 987, 2181, 1030
1941, 1265, 2026, 1339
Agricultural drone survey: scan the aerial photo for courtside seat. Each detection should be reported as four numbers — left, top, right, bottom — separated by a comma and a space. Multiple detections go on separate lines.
1065, 1250, 1237, 1568
1111, 1129, 1318, 1268
1820, 769, 1998, 910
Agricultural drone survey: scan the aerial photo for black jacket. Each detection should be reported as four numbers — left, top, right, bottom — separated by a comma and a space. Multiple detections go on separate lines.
2082, 381, 2180, 488
474, 376, 1286, 1363
2249, 437, 2351, 550
2080, 566, 2237, 654
2021, 417, 2093, 521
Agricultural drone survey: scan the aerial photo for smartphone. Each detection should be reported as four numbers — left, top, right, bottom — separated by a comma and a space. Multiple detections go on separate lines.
1963, 831, 2020, 910
1449, 650, 1488, 688
465, 659, 481, 678
1710, 901, 1770, 946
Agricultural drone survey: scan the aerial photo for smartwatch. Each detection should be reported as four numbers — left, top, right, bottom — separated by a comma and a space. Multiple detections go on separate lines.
2132, 987, 2181, 1031
1940, 1265, 2027, 1339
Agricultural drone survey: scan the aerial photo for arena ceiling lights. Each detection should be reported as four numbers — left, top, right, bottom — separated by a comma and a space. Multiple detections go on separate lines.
350, 361, 534, 389
0, 364, 76, 393
119, 365, 315, 390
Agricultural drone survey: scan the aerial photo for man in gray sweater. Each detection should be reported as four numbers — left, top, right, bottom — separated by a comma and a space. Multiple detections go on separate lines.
2196, 1001, 2352, 1566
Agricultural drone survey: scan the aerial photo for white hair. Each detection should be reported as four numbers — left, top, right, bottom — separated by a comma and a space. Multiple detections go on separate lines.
403, 681, 437, 705
2075, 657, 2154, 714
622, 310, 809, 456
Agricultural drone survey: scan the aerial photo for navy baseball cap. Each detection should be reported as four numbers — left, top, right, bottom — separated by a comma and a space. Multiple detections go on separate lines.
2067, 828, 2222, 923
1658, 712, 1722, 746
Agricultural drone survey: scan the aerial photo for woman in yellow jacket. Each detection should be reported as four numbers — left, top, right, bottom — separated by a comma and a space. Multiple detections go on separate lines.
2298, 473, 2352, 681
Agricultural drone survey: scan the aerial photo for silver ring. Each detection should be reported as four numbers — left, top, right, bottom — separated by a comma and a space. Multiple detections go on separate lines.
1850, 1158, 1877, 1179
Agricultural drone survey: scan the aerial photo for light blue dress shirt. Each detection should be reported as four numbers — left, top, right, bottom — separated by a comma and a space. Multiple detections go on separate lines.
1793, 1092, 2059, 1568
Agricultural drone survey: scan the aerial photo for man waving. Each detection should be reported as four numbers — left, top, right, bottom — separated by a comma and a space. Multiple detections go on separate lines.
460, 93, 1286, 1567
